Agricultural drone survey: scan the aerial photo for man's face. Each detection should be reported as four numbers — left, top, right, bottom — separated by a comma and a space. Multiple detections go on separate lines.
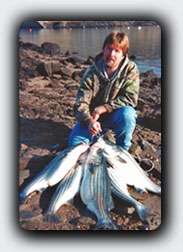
103, 43, 124, 70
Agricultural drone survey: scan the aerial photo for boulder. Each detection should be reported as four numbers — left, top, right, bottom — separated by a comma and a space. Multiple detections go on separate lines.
84, 55, 95, 65
19, 41, 45, 54
140, 70, 157, 78
65, 50, 70, 56
150, 77, 161, 87
64, 56, 85, 65
60, 66, 75, 78
37, 60, 61, 76
41, 42, 61, 56
72, 69, 85, 81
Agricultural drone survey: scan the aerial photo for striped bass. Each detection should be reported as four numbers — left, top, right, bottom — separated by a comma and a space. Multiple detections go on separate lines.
44, 162, 83, 223
108, 166, 151, 222
80, 141, 117, 230
20, 143, 89, 204
99, 137, 161, 195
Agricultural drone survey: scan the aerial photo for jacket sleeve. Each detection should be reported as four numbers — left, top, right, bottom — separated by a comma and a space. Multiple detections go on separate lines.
103, 62, 140, 113
74, 68, 94, 128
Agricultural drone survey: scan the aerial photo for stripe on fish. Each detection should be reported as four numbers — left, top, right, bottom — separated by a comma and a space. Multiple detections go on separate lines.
99, 137, 161, 195
80, 142, 117, 230
108, 166, 151, 222
44, 162, 83, 223
20, 143, 89, 204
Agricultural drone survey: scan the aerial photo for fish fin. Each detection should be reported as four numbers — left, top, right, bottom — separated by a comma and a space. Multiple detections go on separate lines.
19, 186, 46, 205
43, 213, 60, 223
108, 195, 115, 211
116, 155, 127, 164
146, 186, 161, 196
65, 198, 74, 205
135, 188, 147, 194
38, 187, 47, 193
136, 204, 151, 223
57, 146, 76, 161
19, 192, 26, 205
82, 208, 97, 222
58, 151, 68, 161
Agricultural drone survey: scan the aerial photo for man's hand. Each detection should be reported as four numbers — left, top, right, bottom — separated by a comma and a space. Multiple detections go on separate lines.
88, 119, 102, 137
88, 105, 107, 137
91, 105, 107, 120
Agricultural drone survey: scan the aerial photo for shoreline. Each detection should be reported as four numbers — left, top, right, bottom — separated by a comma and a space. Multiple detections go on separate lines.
20, 20, 159, 29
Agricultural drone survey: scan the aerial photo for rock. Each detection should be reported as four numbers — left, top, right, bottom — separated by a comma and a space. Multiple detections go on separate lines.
65, 50, 70, 56
37, 60, 61, 77
136, 98, 146, 113
19, 41, 45, 54
65, 56, 85, 65
20, 143, 29, 152
41, 42, 61, 56
19, 210, 41, 221
140, 139, 157, 152
150, 77, 161, 87
25, 68, 39, 78
19, 177, 24, 186
129, 143, 142, 157
64, 82, 80, 90
72, 69, 85, 81
60, 66, 75, 78
19, 157, 30, 170
140, 111, 161, 132
19, 169, 30, 179
129, 55, 136, 60
84, 55, 94, 65
72, 51, 79, 55
127, 207, 135, 214
140, 70, 157, 78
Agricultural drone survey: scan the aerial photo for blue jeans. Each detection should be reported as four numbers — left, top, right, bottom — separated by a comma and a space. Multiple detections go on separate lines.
68, 106, 137, 150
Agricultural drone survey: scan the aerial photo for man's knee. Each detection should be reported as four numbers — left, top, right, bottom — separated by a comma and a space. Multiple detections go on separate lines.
114, 106, 137, 124
68, 122, 91, 147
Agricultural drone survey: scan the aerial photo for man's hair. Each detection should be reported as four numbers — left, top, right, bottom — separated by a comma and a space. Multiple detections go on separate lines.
103, 30, 129, 56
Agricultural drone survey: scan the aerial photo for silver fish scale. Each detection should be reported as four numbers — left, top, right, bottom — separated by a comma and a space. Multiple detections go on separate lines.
80, 146, 115, 229
20, 136, 160, 228
45, 163, 83, 220
20, 143, 89, 204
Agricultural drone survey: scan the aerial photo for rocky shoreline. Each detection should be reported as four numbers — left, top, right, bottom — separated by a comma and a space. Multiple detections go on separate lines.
19, 41, 161, 231
20, 21, 159, 29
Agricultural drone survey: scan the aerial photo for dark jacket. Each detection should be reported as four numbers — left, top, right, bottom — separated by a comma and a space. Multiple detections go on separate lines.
74, 52, 140, 128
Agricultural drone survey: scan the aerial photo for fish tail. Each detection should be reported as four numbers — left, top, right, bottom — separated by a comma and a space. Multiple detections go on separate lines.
136, 203, 151, 222
19, 191, 27, 205
145, 181, 161, 196
153, 184, 161, 195
19, 178, 48, 204
95, 218, 118, 230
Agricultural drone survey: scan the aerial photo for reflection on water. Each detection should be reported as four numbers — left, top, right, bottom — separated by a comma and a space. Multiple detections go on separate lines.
19, 26, 161, 77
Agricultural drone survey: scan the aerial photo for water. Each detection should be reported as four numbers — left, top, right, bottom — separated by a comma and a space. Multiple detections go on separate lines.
19, 26, 161, 77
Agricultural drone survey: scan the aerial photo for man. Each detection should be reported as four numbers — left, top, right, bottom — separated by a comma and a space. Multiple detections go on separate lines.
69, 30, 140, 150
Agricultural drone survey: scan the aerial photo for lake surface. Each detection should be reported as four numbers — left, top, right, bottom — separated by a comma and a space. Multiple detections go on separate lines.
19, 26, 161, 77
